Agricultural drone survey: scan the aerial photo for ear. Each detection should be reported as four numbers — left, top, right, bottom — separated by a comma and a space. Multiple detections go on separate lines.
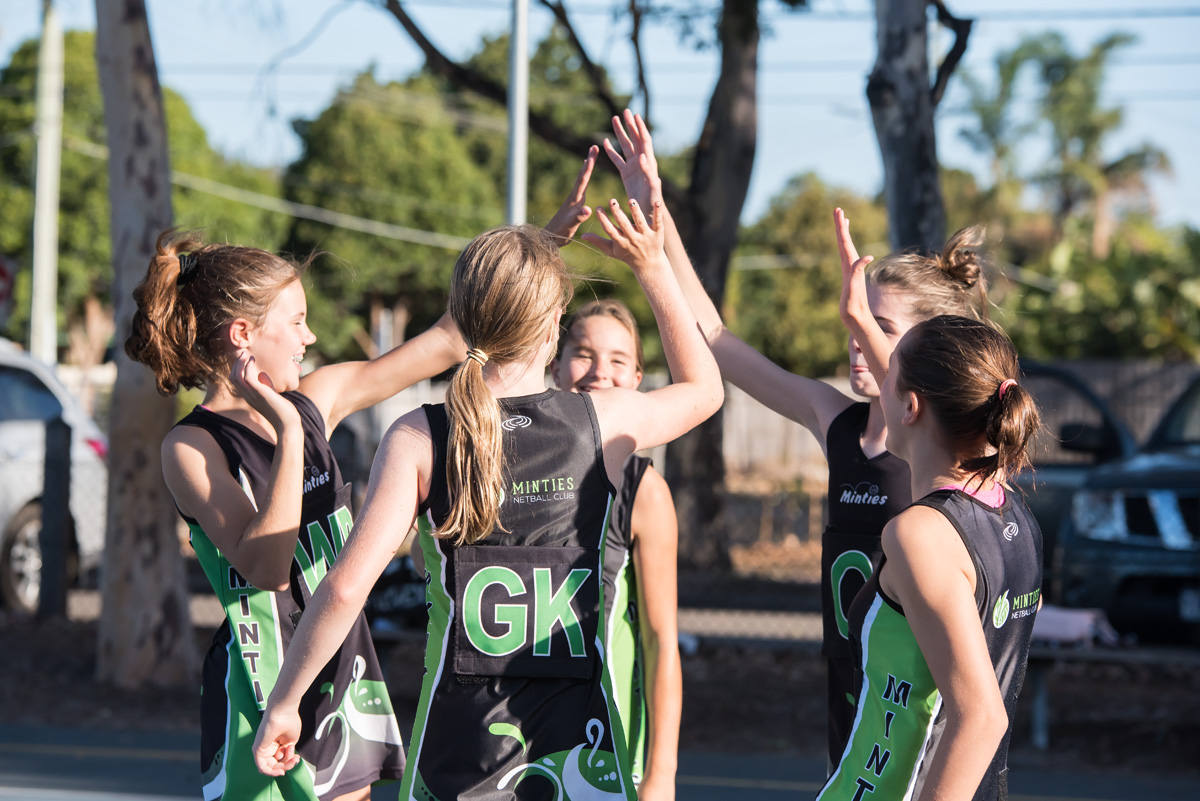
632, 368, 644, 389
227, 318, 255, 350
902, 389, 921, 427
549, 357, 563, 388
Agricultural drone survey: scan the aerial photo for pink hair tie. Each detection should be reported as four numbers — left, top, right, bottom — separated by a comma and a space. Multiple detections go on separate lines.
998, 378, 1017, 400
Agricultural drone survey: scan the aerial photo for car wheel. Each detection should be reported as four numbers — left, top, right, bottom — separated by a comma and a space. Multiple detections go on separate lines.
0, 503, 78, 615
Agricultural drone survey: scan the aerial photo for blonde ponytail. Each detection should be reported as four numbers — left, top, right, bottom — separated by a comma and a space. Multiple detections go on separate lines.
442, 355, 507, 545
438, 225, 574, 545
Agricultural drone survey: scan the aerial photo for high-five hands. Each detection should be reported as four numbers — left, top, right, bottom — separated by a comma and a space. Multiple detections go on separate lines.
605, 110, 662, 211
545, 145, 599, 242
584, 197, 667, 275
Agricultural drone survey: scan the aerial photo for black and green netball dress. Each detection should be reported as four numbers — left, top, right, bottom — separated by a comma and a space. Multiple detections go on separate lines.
601, 455, 652, 786
821, 402, 911, 765
819, 489, 1042, 801
177, 392, 405, 801
403, 388, 637, 801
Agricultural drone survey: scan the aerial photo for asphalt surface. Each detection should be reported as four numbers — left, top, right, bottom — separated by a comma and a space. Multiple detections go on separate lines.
0, 726, 1196, 800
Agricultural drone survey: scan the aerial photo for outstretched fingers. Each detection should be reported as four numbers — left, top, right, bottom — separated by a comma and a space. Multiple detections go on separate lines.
569, 146, 598, 206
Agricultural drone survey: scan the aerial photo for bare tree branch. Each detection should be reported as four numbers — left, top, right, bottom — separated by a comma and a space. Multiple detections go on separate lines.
537, 0, 623, 119
381, 0, 602, 160
378, 0, 686, 206
629, 0, 651, 123
929, 0, 972, 107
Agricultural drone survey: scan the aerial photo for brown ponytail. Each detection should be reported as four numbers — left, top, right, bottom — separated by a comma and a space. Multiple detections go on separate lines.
868, 225, 990, 322
124, 230, 304, 395
440, 225, 575, 546
895, 315, 1042, 485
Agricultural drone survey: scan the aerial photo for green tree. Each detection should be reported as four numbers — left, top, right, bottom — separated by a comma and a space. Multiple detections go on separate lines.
0, 30, 284, 362
281, 70, 505, 362
1025, 32, 1170, 256
729, 173, 888, 377
1002, 223, 1200, 361
282, 27, 636, 365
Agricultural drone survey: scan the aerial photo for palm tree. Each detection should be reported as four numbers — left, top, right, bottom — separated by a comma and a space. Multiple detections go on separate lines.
1026, 32, 1171, 256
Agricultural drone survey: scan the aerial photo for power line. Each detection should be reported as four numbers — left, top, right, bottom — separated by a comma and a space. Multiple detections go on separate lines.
145, 52, 1200, 77
391, 0, 1200, 21
63, 137, 472, 251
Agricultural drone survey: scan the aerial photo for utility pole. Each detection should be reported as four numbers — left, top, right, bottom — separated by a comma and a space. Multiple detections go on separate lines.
30, 0, 64, 365
506, 0, 528, 225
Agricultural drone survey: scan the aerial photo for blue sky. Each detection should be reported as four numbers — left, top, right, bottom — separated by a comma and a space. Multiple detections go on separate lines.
2, 0, 1198, 230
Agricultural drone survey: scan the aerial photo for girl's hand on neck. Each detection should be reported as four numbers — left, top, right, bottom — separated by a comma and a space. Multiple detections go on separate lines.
230, 349, 301, 434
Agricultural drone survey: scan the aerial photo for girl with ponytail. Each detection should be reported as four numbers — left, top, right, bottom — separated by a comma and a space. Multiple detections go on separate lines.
127, 231, 469, 801
818, 215, 1044, 801
254, 182, 722, 801
602, 110, 992, 769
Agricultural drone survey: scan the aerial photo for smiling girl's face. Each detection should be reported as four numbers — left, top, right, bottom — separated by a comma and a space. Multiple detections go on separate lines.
239, 279, 316, 393
848, 284, 920, 400
552, 313, 643, 393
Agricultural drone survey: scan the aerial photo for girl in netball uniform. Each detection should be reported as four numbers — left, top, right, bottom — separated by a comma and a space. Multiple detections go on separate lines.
550, 298, 681, 795
818, 212, 1043, 801
602, 110, 988, 767
253, 198, 720, 801
125, 233, 470, 801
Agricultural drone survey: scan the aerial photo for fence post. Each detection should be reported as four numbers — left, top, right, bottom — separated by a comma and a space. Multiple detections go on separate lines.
39, 416, 71, 619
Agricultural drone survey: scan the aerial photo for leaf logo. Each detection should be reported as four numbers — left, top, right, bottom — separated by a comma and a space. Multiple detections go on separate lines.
992, 590, 1011, 629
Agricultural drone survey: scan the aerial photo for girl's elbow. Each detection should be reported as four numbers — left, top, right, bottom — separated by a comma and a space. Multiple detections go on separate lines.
963, 697, 1009, 745
249, 570, 292, 594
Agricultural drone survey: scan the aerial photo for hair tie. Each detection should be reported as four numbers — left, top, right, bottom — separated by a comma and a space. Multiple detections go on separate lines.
466, 348, 488, 366
998, 378, 1017, 400
176, 253, 200, 286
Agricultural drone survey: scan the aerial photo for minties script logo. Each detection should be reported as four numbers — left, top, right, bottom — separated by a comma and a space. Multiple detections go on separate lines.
502, 414, 532, 431
1002, 522, 1019, 541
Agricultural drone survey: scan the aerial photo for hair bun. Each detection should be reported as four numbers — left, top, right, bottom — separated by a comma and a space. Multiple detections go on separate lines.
939, 225, 986, 289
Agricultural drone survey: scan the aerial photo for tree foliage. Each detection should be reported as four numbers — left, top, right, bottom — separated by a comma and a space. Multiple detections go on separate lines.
0, 31, 284, 358
729, 173, 888, 377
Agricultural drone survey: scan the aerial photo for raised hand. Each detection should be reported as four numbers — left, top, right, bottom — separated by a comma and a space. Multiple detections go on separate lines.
544, 145, 598, 242
834, 207, 875, 328
604, 110, 661, 212
230, 349, 301, 433
583, 197, 666, 274
834, 207, 892, 384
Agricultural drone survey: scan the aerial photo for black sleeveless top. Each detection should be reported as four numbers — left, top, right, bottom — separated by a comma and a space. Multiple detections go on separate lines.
820, 489, 1043, 801
402, 388, 638, 800
176, 392, 404, 798
821, 402, 911, 658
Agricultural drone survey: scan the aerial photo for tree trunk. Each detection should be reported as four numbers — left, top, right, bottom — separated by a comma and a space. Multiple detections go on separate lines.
661, 0, 760, 572
95, 0, 196, 687
867, 0, 946, 252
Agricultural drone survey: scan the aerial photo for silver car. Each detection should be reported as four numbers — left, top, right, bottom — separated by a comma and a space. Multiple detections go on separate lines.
0, 339, 108, 612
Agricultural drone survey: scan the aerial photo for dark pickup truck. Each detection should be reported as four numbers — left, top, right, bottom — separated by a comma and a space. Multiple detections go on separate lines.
1052, 373, 1200, 642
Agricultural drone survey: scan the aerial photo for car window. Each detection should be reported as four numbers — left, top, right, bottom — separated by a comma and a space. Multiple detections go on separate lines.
1156, 379, 1200, 446
1021, 371, 1114, 466
0, 365, 64, 422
